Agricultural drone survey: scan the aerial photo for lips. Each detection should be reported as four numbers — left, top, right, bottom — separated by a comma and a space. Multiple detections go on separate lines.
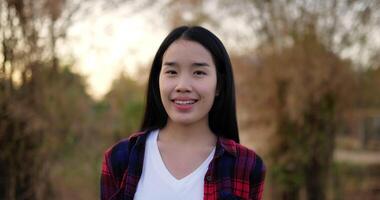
171, 98, 198, 111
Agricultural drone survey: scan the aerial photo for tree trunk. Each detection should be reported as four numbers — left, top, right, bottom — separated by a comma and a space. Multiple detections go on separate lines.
304, 94, 337, 200
305, 156, 326, 200
283, 188, 300, 200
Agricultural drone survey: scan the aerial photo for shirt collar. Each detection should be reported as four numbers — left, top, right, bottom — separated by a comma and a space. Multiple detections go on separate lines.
131, 130, 238, 157
128, 130, 148, 149
214, 137, 238, 158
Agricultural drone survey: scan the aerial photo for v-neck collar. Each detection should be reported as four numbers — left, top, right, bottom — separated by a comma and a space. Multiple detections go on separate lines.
150, 130, 215, 185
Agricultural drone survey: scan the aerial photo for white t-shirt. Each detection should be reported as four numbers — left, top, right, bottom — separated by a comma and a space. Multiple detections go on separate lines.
134, 130, 215, 200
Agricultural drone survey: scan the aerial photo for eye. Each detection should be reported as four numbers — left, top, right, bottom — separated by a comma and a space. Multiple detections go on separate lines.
194, 70, 207, 76
165, 70, 177, 75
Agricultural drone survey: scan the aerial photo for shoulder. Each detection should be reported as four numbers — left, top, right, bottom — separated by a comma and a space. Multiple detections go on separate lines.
103, 131, 146, 172
105, 131, 145, 157
236, 142, 265, 169
220, 138, 264, 165
219, 138, 266, 175
236, 142, 265, 174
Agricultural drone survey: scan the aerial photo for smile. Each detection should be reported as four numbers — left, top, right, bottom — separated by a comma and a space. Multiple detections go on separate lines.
173, 100, 197, 105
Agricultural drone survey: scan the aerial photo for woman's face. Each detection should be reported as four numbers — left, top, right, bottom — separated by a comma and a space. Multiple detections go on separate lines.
159, 39, 217, 126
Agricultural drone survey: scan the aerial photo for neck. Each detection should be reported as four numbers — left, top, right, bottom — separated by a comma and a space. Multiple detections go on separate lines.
159, 119, 217, 147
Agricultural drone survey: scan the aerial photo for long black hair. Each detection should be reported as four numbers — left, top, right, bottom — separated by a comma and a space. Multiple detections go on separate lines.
140, 26, 240, 143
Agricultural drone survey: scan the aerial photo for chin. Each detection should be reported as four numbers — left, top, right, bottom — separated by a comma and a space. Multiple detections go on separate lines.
169, 115, 201, 126
171, 119, 197, 126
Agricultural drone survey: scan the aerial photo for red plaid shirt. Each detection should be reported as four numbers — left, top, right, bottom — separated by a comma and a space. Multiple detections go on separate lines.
101, 131, 265, 200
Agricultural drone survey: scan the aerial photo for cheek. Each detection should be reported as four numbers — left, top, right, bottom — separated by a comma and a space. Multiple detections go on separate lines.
199, 78, 217, 99
158, 76, 173, 98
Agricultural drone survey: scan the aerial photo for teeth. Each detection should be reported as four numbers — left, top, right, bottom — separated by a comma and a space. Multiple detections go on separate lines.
174, 100, 195, 105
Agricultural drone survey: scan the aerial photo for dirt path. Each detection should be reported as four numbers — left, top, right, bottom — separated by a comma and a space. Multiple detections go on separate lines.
334, 149, 380, 165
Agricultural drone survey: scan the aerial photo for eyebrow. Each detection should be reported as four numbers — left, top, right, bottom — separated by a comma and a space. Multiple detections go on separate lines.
193, 62, 210, 67
162, 62, 177, 66
163, 61, 210, 67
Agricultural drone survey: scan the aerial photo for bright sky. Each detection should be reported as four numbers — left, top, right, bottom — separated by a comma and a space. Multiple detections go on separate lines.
58, 1, 255, 100
62, 3, 167, 99
59, 1, 379, 100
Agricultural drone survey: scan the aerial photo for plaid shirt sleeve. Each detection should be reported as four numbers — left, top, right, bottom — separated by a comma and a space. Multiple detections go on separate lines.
100, 148, 120, 200
249, 155, 266, 200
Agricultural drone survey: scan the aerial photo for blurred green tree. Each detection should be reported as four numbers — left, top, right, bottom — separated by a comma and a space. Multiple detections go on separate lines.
99, 73, 145, 142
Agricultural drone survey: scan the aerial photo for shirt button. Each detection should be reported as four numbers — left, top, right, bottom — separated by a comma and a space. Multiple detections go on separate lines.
206, 175, 212, 182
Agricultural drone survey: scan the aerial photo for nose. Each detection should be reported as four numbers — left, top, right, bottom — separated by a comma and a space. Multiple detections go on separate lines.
175, 75, 192, 93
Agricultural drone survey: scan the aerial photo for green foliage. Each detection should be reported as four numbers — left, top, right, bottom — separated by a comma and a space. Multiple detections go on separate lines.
330, 162, 380, 200
357, 67, 380, 108
100, 73, 146, 141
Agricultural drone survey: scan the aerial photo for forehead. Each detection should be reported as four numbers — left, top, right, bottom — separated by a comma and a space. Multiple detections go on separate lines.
162, 39, 214, 63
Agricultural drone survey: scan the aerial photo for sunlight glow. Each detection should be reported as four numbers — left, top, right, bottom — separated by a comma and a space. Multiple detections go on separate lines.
63, 6, 166, 99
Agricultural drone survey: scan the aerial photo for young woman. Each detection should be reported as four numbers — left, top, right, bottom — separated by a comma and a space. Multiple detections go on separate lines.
101, 26, 266, 200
